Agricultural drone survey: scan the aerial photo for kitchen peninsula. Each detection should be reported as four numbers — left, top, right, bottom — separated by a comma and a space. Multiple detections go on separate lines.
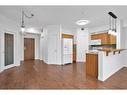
86, 48, 125, 81
86, 31, 126, 81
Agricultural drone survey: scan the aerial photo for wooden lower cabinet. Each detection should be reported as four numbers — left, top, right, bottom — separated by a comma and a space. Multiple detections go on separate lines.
86, 53, 98, 78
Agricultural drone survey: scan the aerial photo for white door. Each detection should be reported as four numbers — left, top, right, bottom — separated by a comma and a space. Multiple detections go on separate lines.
48, 34, 57, 64
77, 35, 88, 62
63, 38, 73, 64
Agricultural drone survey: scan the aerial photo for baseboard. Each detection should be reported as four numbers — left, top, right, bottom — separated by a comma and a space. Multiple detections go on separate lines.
40, 60, 48, 64
14, 63, 20, 67
46, 63, 63, 65
0, 68, 4, 73
123, 66, 127, 68
98, 66, 123, 81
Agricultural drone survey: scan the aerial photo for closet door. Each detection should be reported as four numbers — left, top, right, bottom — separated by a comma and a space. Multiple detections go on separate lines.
5, 33, 14, 66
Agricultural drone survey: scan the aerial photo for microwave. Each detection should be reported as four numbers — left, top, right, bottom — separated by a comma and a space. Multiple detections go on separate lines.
90, 39, 101, 45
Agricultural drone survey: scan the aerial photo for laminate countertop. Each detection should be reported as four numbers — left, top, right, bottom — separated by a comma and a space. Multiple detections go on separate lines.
97, 48, 125, 56
86, 52, 98, 55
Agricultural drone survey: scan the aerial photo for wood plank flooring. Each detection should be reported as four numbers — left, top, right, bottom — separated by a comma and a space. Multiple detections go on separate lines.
0, 60, 127, 89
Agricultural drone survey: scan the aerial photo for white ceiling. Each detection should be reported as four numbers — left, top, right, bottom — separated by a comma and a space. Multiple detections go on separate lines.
0, 6, 127, 30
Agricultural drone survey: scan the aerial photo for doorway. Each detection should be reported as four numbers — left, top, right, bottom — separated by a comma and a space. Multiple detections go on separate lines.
62, 34, 76, 64
77, 35, 88, 62
5, 33, 14, 66
24, 38, 35, 60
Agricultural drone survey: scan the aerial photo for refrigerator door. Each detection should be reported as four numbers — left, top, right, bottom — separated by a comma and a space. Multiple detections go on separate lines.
63, 38, 73, 64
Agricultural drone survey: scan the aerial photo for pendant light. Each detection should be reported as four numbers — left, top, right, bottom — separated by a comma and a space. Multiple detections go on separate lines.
108, 14, 112, 34
108, 12, 117, 36
21, 11, 25, 33
21, 10, 34, 34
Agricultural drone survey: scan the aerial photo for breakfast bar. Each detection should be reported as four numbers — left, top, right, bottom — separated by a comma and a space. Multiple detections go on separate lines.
98, 48, 125, 56
86, 48, 125, 81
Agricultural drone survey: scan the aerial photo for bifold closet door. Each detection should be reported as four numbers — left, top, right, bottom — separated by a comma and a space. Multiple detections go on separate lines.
5, 33, 14, 66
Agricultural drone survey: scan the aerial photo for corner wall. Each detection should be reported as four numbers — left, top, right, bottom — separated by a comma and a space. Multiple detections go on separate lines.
0, 14, 21, 72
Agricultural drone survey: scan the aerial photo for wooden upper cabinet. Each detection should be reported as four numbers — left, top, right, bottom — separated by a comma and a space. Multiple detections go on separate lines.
109, 34, 116, 44
91, 32, 116, 45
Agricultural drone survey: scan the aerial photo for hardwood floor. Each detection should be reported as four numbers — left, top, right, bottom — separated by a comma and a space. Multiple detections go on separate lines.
0, 60, 127, 89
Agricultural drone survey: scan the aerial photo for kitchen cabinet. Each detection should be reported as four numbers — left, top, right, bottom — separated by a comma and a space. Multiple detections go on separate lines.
86, 53, 98, 78
109, 34, 116, 44
91, 32, 116, 45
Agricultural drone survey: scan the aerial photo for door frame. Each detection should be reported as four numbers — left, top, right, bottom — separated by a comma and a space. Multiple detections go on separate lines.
62, 34, 75, 63
3, 32, 15, 70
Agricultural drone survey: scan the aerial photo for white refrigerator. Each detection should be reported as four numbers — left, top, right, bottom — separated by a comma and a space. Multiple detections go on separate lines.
62, 38, 73, 64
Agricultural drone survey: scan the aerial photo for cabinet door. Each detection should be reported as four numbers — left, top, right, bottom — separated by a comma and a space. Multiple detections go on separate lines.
91, 34, 98, 40
100, 33, 108, 44
109, 35, 116, 44
91, 33, 109, 45
91, 32, 116, 45
86, 54, 98, 78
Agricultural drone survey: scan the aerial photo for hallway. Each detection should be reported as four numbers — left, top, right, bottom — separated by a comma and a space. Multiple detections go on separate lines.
0, 60, 127, 89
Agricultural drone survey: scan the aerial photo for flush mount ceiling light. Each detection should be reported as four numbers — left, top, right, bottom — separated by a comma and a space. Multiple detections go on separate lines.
76, 20, 89, 26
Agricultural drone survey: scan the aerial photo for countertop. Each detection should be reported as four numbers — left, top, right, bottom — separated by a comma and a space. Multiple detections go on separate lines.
86, 52, 98, 55
98, 48, 125, 52
86, 48, 125, 56
97, 48, 125, 56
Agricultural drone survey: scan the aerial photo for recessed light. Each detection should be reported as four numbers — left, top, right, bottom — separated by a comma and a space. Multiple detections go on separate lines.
76, 20, 89, 26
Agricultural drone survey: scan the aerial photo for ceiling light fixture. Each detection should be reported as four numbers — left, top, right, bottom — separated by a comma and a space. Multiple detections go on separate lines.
108, 12, 117, 36
27, 28, 35, 33
21, 10, 34, 34
76, 20, 89, 26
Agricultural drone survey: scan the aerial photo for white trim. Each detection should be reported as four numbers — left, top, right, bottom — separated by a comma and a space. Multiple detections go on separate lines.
21, 34, 40, 61
3, 32, 15, 70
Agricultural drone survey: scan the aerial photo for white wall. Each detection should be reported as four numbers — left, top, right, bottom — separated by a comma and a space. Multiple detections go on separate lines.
0, 14, 21, 72
40, 25, 62, 65
40, 28, 48, 62
116, 19, 125, 49
123, 27, 127, 67
61, 27, 77, 44
98, 51, 125, 81
0, 13, 42, 72
76, 28, 89, 62
47, 25, 62, 64
88, 25, 109, 34
40, 25, 76, 65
